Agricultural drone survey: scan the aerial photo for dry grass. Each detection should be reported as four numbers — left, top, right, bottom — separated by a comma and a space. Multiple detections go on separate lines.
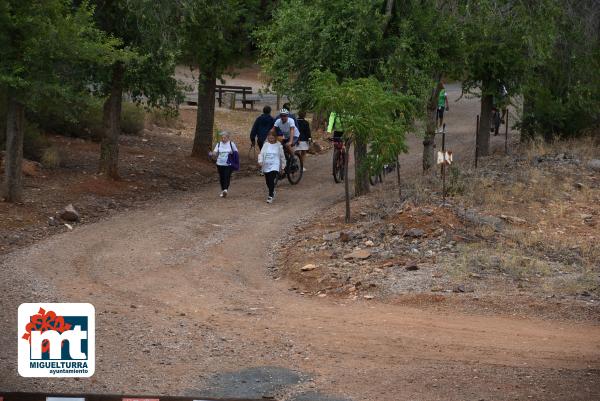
405, 136, 600, 297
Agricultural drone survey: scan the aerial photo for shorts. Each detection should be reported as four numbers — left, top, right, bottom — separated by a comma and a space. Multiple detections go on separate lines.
437, 106, 445, 120
295, 141, 309, 151
281, 137, 299, 146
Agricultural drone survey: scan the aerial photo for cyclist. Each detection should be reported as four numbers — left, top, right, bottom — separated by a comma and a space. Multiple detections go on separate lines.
436, 82, 449, 133
269, 108, 299, 154
327, 111, 344, 140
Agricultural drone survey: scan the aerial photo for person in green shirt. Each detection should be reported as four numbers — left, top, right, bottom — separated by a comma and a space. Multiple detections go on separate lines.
436, 82, 449, 133
327, 111, 344, 140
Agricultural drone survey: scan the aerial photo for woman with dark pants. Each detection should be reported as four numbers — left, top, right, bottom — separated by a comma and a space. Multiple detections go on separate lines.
258, 131, 286, 203
211, 131, 238, 198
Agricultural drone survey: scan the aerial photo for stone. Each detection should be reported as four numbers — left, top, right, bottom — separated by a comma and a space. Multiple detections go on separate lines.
405, 262, 419, 271
421, 208, 434, 216
344, 249, 371, 260
60, 204, 80, 222
339, 232, 352, 242
404, 228, 425, 238
587, 159, 600, 172
363, 295, 374, 300
500, 214, 527, 225
323, 232, 340, 241
456, 208, 504, 231
431, 286, 444, 292
301, 264, 317, 271
364, 240, 375, 247
453, 285, 466, 293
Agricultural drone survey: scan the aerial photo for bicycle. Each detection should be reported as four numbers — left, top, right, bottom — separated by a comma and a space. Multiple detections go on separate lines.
329, 137, 346, 183
279, 145, 303, 185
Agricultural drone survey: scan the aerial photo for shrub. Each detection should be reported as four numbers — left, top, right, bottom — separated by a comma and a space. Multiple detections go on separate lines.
41, 146, 62, 169
22, 122, 49, 161
121, 102, 145, 135
32, 96, 145, 140
148, 108, 180, 128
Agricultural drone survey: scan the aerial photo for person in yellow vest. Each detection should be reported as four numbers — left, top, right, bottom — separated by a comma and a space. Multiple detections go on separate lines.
327, 111, 344, 140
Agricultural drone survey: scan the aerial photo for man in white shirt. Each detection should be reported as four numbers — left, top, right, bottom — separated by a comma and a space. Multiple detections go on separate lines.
270, 108, 299, 154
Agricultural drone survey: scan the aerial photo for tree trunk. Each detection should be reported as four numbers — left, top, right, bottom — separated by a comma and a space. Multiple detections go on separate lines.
353, 138, 369, 196
99, 62, 124, 179
2, 93, 25, 202
192, 65, 217, 157
477, 82, 493, 157
344, 139, 352, 223
423, 80, 443, 172
311, 109, 327, 131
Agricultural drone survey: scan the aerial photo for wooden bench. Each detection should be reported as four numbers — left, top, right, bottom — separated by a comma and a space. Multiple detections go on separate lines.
215, 85, 256, 110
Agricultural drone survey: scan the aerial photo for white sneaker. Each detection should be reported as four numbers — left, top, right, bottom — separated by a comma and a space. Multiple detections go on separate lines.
219, 191, 224, 198
303, 167, 307, 172
222, 189, 228, 198
266, 196, 273, 204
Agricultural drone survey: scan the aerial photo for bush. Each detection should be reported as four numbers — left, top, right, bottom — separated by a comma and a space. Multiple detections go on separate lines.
147, 108, 180, 128
22, 122, 49, 161
41, 146, 62, 169
32, 96, 145, 140
121, 102, 145, 135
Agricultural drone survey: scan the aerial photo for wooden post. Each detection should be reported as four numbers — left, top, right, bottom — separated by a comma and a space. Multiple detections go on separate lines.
217, 87, 223, 107
505, 111, 509, 155
475, 114, 479, 168
441, 124, 446, 202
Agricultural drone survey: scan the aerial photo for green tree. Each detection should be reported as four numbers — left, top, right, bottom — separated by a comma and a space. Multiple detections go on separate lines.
91, 0, 181, 178
521, 0, 599, 140
460, 0, 559, 156
179, 0, 260, 157
0, 0, 119, 202
379, 0, 463, 171
257, 0, 388, 195
310, 71, 415, 221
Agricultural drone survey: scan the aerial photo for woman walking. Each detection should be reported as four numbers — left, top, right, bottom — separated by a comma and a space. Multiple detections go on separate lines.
295, 110, 311, 171
258, 131, 286, 203
211, 131, 239, 198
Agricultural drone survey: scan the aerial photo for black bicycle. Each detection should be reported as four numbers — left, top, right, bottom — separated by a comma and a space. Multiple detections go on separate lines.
280, 146, 303, 185
329, 137, 346, 183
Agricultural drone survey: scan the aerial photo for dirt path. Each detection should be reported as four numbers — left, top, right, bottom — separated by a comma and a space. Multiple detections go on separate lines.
1, 87, 599, 401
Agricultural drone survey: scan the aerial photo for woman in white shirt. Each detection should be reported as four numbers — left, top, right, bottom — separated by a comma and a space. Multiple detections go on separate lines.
211, 131, 238, 198
258, 131, 286, 203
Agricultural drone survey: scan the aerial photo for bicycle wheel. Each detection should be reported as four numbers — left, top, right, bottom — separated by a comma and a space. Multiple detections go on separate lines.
332, 149, 344, 183
286, 153, 303, 185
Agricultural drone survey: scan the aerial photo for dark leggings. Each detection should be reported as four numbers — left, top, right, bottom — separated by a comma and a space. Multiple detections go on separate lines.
217, 165, 233, 190
264, 171, 278, 197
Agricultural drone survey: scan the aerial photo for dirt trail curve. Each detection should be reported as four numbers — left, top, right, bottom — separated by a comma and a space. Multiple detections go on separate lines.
1, 88, 599, 401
